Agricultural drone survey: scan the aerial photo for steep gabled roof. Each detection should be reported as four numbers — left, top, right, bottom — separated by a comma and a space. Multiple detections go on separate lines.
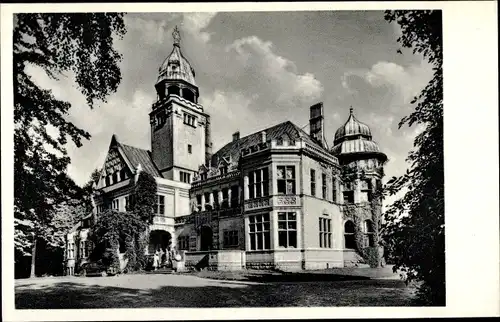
120, 143, 161, 177
210, 121, 328, 166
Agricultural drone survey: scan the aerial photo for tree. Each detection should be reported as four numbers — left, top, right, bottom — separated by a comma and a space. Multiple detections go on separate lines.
14, 13, 126, 277
381, 10, 444, 305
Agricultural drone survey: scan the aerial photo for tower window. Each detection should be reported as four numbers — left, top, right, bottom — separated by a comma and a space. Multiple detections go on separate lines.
180, 171, 191, 183
188, 144, 192, 154
168, 85, 180, 96
183, 88, 195, 103
183, 113, 196, 127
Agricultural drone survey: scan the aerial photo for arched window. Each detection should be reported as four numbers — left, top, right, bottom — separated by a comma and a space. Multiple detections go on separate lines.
183, 88, 195, 103
363, 220, 375, 247
168, 85, 180, 96
344, 220, 356, 249
112, 172, 118, 184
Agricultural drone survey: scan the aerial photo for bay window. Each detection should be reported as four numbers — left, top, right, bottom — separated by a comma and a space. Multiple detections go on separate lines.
277, 166, 296, 195
248, 167, 269, 199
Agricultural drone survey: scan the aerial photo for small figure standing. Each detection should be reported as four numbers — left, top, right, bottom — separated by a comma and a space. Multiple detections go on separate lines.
153, 250, 160, 271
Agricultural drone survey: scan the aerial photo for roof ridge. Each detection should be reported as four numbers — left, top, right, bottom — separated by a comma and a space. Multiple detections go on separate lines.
121, 142, 151, 152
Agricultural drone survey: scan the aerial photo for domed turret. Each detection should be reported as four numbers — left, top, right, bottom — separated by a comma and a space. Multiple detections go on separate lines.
154, 26, 199, 103
334, 107, 372, 145
331, 108, 387, 164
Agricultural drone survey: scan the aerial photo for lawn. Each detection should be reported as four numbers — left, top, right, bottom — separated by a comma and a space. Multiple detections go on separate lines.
15, 268, 418, 308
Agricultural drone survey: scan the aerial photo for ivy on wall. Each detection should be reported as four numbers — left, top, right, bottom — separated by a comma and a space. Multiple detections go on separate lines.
339, 163, 384, 268
89, 171, 158, 272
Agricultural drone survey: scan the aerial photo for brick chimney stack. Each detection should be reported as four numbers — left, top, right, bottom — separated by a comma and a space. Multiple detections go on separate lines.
309, 102, 324, 147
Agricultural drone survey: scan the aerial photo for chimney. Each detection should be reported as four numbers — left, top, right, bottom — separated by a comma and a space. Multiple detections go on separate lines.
309, 102, 324, 147
260, 131, 267, 143
232, 131, 240, 142
205, 115, 212, 166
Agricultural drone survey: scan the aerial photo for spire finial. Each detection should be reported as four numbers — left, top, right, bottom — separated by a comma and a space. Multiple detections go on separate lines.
349, 106, 354, 115
172, 25, 181, 46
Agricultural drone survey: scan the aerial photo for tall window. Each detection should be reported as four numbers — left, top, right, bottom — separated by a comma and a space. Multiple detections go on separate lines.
344, 220, 356, 249
213, 190, 220, 208
79, 241, 84, 259
112, 172, 118, 184
178, 236, 189, 250
112, 199, 119, 210
223, 230, 239, 247
68, 242, 74, 259
203, 192, 212, 211
196, 194, 202, 210
310, 169, 316, 196
278, 212, 297, 248
183, 113, 196, 127
105, 176, 110, 186
187, 144, 192, 154
360, 180, 372, 202
157, 195, 165, 215
322, 173, 327, 199
231, 185, 239, 206
332, 179, 337, 203
120, 168, 127, 181
248, 213, 271, 250
248, 167, 269, 199
220, 166, 227, 175
363, 220, 375, 247
180, 171, 191, 183
221, 188, 229, 208
277, 166, 296, 195
319, 217, 332, 248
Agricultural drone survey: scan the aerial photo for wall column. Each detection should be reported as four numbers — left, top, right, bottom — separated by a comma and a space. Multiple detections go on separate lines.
244, 175, 249, 200
218, 190, 223, 206
209, 192, 215, 206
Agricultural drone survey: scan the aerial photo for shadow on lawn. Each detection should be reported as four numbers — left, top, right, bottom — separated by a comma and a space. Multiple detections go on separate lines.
15, 277, 417, 309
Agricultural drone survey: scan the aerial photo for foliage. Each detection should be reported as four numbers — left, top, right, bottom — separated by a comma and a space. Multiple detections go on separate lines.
13, 13, 126, 276
89, 210, 147, 272
382, 10, 444, 306
132, 171, 158, 224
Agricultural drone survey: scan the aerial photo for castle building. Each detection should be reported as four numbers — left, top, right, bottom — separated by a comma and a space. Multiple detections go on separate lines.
65, 26, 387, 274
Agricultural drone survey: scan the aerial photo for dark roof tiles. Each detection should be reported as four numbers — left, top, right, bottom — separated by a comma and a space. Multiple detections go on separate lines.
120, 143, 161, 177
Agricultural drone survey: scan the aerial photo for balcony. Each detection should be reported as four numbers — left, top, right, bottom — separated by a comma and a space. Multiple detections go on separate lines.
243, 195, 301, 211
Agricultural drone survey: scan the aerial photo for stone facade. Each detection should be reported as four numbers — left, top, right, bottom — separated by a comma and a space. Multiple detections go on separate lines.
65, 26, 388, 274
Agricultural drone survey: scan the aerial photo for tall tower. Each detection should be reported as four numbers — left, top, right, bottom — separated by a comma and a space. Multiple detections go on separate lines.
150, 26, 212, 181
331, 107, 388, 264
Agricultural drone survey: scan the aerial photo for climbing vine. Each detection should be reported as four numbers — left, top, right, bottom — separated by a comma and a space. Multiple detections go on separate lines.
132, 171, 157, 224
89, 171, 157, 273
339, 163, 384, 268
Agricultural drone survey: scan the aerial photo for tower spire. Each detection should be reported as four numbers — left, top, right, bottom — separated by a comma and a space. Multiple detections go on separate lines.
172, 25, 181, 46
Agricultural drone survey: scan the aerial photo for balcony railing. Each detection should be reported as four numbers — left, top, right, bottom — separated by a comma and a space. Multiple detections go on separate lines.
243, 195, 300, 211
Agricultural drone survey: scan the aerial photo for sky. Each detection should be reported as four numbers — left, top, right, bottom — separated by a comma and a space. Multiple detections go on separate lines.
27, 11, 433, 196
